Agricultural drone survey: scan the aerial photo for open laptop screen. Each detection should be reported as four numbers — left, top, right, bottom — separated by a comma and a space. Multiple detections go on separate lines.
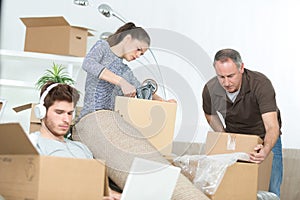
121, 157, 180, 200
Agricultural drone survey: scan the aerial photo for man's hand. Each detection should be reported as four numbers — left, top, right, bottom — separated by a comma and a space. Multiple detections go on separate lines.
249, 111, 279, 164
249, 144, 271, 164
204, 114, 225, 132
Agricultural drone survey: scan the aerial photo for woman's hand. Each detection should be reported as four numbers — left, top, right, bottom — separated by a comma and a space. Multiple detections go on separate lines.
166, 99, 177, 103
152, 94, 177, 103
99, 68, 136, 97
119, 78, 136, 97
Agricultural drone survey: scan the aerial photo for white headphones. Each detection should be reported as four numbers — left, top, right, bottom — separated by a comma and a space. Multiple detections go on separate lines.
34, 83, 59, 119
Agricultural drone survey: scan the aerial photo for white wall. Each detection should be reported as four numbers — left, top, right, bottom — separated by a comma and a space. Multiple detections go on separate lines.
1, 0, 299, 149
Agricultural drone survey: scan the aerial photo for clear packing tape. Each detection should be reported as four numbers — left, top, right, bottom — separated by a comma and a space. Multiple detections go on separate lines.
173, 152, 250, 195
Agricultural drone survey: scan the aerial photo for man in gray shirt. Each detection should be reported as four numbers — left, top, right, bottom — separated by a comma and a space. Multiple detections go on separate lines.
29, 81, 120, 200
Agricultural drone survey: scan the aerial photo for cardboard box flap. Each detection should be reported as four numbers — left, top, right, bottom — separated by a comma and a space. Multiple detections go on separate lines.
0, 123, 39, 155
20, 16, 70, 27
38, 156, 105, 199
13, 103, 34, 113
72, 26, 95, 36
13, 103, 41, 123
20, 16, 94, 34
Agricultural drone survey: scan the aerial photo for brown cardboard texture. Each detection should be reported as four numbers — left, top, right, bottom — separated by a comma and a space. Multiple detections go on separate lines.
206, 154, 273, 200
114, 96, 177, 156
205, 132, 273, 200
0, 123, 106, 200
20, 16, 93, 57
13, 103, 41, 133
205, 131, 263, 155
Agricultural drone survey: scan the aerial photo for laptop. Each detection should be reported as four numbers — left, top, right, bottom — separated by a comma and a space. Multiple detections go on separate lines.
121, 157, 181, 200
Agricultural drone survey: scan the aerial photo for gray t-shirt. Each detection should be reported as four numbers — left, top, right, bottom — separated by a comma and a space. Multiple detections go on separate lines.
79, 40, 141, 119
29, 132, 93, 159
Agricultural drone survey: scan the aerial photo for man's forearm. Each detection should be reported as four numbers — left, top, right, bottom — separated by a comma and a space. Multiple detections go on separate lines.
262, 112, 280, 154
205, 114, 225, 132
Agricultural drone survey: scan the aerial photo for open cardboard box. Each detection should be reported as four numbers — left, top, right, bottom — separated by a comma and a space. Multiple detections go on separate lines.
205, 132, 273, 200
0, 123, 108, 200
114, 96, 177, 156
20, 16, 93, 57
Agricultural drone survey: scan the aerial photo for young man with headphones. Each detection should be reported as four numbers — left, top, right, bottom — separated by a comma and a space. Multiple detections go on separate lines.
29, 81, 121, 200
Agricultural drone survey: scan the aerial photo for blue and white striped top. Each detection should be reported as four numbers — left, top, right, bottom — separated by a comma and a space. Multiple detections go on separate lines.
79, 40, 141, 120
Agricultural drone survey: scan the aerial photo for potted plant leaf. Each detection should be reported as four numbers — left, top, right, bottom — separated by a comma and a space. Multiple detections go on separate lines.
35, 62, 75, 89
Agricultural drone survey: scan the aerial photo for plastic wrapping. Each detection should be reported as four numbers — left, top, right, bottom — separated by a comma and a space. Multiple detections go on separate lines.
173, 152, 250, 195
257, 191, 280, 200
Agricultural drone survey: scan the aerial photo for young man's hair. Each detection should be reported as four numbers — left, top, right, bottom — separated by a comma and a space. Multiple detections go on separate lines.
40, 81, 80, 110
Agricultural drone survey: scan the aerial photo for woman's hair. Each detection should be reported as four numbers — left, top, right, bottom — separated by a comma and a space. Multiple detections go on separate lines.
40, 81, 80, 110
213, 48, 243, 69
107, 22, 150, 47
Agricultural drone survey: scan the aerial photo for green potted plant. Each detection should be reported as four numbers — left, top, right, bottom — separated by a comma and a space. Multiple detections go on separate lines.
35, 63, 75, 89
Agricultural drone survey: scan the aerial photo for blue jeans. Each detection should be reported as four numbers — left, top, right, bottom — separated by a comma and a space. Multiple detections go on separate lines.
269, 136, 283, 197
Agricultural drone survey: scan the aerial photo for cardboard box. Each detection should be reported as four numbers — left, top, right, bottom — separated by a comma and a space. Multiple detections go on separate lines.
13, 103, 40, 133
114, 96, 177, 156
206, 155, 273, 200
205, 131, 263, 155
205, 132, 273, 200
0, 123, 106, 200
20, 16, 93, 57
